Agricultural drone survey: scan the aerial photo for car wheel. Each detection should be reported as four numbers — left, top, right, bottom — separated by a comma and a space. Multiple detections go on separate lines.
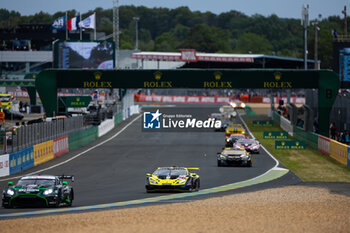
3, 203, 12, 209
247, 160, 252, 167
217, 160, 222, 167
67, 192, 73, 207
196, 180, 200, 191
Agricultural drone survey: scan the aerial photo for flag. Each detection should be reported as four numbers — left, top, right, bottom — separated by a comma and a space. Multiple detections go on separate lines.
51, 15, 66, 30
79, 13, 96, 29
67, 15, 80, 31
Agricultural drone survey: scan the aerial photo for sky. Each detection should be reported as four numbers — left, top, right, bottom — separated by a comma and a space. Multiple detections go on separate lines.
1, 0, 348, 19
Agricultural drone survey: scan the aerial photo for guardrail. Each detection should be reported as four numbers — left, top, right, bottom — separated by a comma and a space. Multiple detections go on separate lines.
272, 111, 350, 167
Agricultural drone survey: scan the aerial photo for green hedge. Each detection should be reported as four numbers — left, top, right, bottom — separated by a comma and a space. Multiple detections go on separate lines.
68, 126, 98, 151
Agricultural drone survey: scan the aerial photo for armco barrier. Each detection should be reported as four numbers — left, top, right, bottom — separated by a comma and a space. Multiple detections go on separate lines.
68, 126, 98, 151
34, 140, 54, 166
318, 135, 330, 156
280, 115, 293, 136
0, 154, 9, 177
329, 140, 348, 166
98, 118, 115, 137
293, 126, 318, 150
54, 136, 69, 157
9, 147, 34, 175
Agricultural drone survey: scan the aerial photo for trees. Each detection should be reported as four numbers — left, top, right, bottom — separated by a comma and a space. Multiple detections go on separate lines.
0, 6, 346, 69
180, 24, 231, 53
236, 32, 272, 54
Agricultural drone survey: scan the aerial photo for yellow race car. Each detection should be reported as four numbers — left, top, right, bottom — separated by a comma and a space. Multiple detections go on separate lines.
0, 94, 13, 109
145, 167, 200, 192
225, 124, 246, 136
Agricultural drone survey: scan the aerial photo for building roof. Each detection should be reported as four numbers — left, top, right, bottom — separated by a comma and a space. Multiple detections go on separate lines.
131, 51, 256, 63
131, 51, 316, 64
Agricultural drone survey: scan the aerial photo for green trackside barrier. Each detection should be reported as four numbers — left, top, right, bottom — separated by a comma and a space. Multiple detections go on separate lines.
245, 105, 259, 116
293, 126, 319, 150
272, 111, 318, 150
68, 126, 98, 151
114, 112, 123, 126
273, 111, 281, 126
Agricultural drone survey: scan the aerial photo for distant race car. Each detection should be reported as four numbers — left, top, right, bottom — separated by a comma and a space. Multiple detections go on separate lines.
229, 100, 246, 109
233, 138, 260, 154
2, 108, 24, 120
225, 124, 246, 136
145, 167, 200, 192
2, 175, 74, 208
217, 148, 252, 167
216, 119, 232, 132
225, 133, 246, 147
219, 105, 237, 119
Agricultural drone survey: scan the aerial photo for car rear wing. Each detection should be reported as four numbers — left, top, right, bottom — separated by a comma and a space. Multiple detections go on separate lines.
57, 175, 75, 182
186, 167, 200, 171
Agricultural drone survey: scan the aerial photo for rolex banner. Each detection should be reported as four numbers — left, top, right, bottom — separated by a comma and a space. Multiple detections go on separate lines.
275, 140, 305, 150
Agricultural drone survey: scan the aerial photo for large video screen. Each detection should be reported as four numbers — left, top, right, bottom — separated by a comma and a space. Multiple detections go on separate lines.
54, 41, 115, 69
332, 41, 350, 88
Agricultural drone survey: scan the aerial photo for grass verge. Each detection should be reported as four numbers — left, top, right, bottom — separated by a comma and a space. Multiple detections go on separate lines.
245, 120, 350, 182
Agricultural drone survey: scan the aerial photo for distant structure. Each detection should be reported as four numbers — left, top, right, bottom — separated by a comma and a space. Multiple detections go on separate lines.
131, 49, 317, 70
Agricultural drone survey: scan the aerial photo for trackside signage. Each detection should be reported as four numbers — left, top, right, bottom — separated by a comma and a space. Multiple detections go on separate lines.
263, 132, 288, 139
275, 141, 306, 150
9, 147, 34, 175
142, 107, 222, 132
54, 136, 69, 157
253, 120, 274, 126
0, 154, 9, 177
98, 118, 115, 137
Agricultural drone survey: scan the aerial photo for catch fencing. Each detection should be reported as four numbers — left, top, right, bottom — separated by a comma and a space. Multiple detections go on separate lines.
1, 103, 123, 154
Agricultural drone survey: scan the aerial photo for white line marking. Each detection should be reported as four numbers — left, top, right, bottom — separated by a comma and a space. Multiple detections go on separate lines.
238, 113, 281, 170
0, 115, 142, 182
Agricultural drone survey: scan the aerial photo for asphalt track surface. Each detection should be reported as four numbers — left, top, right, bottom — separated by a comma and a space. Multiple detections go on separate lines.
0, 105, 300, 216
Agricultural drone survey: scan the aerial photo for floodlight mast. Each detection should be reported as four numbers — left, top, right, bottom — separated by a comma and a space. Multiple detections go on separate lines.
312, 14, 322, 70
301, 4, 309, 70
113, 0, 119, 69
133, 17, 140, 51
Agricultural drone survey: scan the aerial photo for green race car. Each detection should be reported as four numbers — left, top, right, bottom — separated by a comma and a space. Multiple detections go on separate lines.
2, 175, 74, 208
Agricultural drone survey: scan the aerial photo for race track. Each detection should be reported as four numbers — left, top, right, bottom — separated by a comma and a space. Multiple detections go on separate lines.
0, 105, 296, 217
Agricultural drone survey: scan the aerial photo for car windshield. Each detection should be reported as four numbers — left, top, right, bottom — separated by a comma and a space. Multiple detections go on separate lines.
154, 169, 187, 176
237, 140, 256, 145
231, 136, 245, 140
17, 179, 55, 186
0, 96, 11, 102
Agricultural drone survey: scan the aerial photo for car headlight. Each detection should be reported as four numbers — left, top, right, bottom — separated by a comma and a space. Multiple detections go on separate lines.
220, 155, 226, 159
226, 138, 230, 142
149, 178, 157, 184
241, 154, 250, 159
177, 179, 187, 184
6, 189, 14, 196
241, 103, 246, 108
43, 189, 53, 195
231, 103, 237, 108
